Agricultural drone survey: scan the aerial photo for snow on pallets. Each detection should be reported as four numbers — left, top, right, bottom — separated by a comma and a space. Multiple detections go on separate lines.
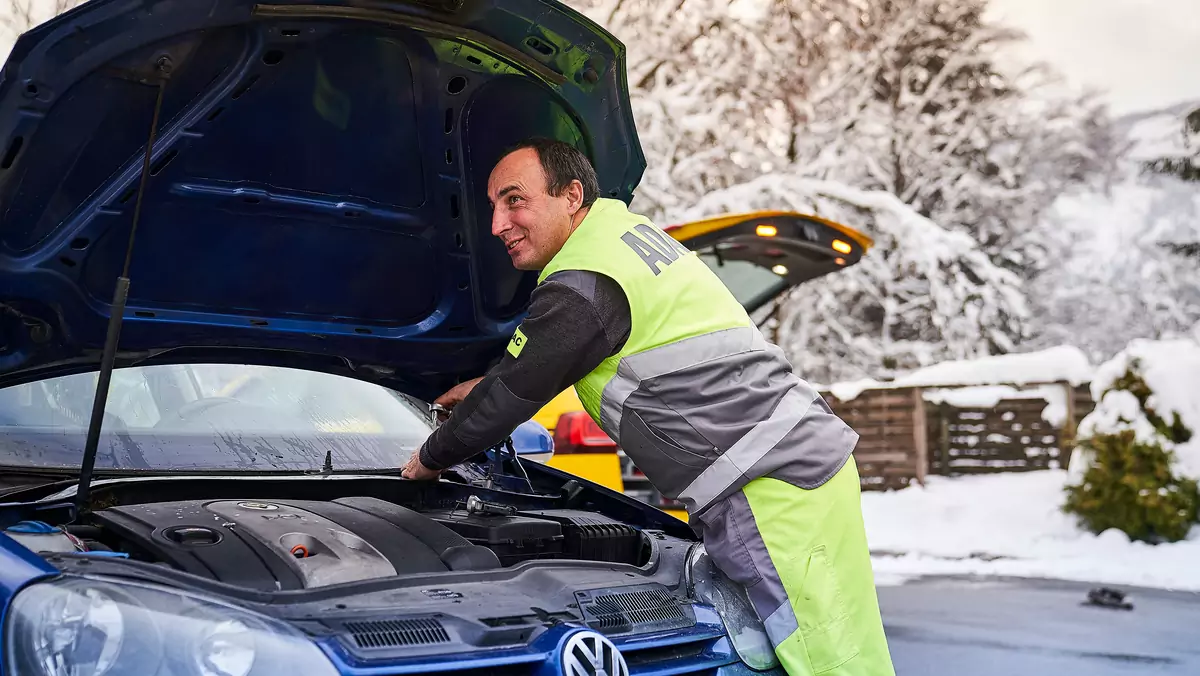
820, 347, 1099, 490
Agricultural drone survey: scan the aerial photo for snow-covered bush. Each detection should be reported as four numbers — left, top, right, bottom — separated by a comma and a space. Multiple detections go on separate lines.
1063, 339, 1200, 543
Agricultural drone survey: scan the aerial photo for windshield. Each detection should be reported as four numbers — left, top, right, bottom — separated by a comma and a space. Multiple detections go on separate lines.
698, 249, 788, 310
0, 364, 433, 472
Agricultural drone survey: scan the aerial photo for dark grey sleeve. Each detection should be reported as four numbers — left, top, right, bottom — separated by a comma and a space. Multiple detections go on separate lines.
418, 270, 631, 471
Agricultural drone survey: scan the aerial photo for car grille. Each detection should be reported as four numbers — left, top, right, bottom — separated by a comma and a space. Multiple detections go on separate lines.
441, 632, 727, 676
576, 585, 694, 635
622, 638, 709, 668
343, 617, 450, 649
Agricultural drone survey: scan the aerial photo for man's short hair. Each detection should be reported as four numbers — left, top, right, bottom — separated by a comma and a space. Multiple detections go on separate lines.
500, 137, 600, 208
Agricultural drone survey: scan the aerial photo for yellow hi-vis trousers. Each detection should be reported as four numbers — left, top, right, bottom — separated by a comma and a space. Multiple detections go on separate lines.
697, 458, 895, 675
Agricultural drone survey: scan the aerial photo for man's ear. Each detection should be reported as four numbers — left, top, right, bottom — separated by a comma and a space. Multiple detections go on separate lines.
565, 179, 585, 215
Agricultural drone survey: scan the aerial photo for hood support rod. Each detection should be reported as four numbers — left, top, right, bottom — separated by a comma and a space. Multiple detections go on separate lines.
76, 59, 171, 515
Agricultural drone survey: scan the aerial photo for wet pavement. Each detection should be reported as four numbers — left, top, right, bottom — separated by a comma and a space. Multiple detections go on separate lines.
878, 576, 1200, 675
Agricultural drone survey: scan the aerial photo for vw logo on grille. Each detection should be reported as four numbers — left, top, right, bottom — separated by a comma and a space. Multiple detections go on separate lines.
561, 630, 628, 676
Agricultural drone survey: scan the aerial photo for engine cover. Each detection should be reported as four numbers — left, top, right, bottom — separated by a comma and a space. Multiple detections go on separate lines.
92, 498, 501, 591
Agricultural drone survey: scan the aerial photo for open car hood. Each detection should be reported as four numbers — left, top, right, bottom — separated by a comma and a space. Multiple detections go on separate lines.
0, 0, 645, 400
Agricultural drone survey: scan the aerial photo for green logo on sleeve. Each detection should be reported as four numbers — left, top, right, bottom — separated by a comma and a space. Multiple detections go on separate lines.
508, 327, 528, 358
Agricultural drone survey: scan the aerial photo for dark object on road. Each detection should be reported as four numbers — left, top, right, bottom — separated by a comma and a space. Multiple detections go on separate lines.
882, 577, 1199, 675
1085, 586, 1135, 610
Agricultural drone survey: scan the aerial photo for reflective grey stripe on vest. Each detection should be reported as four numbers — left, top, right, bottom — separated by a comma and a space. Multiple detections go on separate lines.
765, 596, 800, 647
598, 326, 766, 434
677, 383, 819, 513
597, 324, 834, 514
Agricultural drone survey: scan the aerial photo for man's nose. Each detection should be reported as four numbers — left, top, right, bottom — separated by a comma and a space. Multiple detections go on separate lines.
491, 209, 510, 237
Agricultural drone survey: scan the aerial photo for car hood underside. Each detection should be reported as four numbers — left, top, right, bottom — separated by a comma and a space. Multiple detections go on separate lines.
0, 0, 645, 400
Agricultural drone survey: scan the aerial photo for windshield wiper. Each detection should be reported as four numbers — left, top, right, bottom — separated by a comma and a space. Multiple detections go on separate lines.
76, 57, 173, 515
304, 450, 335, 476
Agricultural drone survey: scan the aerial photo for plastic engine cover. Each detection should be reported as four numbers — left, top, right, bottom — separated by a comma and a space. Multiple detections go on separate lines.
92, 499, 467, 591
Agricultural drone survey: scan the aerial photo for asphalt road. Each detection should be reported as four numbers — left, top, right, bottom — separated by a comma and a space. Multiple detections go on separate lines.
877, 576, 1200, 675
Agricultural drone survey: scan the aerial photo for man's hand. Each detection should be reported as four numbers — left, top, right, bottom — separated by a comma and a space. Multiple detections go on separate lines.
435, 376, 485, 410
406, 377, 484, 478
401, 450, 442, 480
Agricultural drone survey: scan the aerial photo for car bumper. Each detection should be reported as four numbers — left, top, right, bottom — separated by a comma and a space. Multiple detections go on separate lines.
314, 609, 772, 675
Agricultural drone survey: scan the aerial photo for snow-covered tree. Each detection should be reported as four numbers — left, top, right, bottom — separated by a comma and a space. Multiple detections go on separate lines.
1030, 196, 1200, 362
567, 0, 927, 219
569, 0, 1121, 379
1146, 105, 1200, 260
567, 0, 794, 217
1027, 101, 1200, 362
774, 0, 1120, 278
672, 175, 1027, 382
1142, 106, 1200, 185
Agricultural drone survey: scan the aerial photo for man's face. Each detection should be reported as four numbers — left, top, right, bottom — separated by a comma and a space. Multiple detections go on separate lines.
487, 148, 583, 270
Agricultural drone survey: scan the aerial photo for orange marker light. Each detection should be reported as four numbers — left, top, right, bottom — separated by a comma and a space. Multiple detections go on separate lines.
832, 239, 852, 254
835, 257, 846, 266
755, 224, 778, 237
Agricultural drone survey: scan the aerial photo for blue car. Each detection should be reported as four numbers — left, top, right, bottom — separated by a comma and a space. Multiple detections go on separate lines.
0, 1, 782, 674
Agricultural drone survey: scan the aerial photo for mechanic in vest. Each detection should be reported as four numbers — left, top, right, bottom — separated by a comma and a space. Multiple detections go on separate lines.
402, 138, 894, 675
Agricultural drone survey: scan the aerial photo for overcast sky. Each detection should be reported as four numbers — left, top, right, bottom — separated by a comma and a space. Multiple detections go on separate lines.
986, 0, 1200, 115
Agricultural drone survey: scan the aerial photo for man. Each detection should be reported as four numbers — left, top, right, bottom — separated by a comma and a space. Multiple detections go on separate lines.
401, 138, 894, 675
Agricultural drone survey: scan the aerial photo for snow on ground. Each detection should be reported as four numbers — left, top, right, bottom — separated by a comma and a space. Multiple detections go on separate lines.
865, 337, 1200, 591
862, 470, 1200, 591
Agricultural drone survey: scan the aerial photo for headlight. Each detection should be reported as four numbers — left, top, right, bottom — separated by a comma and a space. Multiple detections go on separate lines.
5, 576, 338, 676
683, 544, 780, 672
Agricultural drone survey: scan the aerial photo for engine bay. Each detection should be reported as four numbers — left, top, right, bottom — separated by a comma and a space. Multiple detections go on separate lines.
65, 497, 646, 591
1, 451, 674, 595
0, 441, 697, 596
0, 453, 720, 664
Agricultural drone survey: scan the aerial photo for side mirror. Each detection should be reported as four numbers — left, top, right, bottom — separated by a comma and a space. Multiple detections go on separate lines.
509, 419, 555, 463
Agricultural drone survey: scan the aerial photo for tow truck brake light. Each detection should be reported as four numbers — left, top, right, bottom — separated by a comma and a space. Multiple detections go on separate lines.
552, 412, 617, 454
